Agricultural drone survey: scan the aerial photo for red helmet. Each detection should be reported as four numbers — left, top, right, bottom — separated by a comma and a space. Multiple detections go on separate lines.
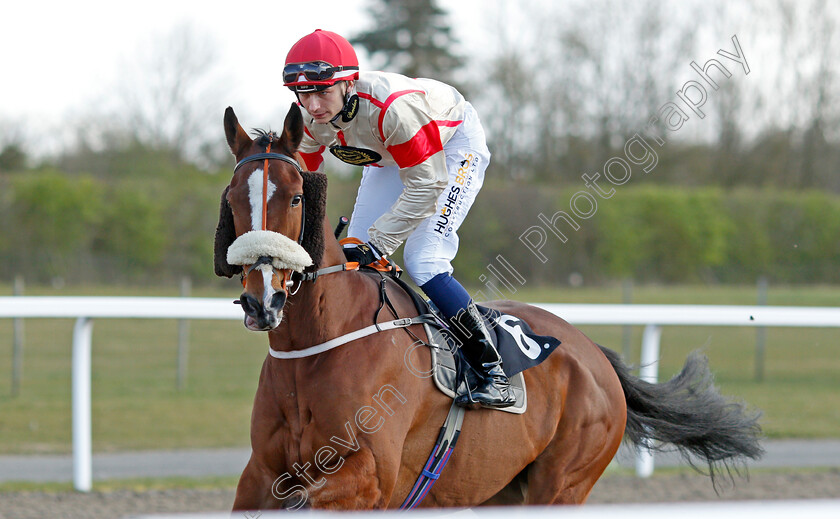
284, 30, 359, 92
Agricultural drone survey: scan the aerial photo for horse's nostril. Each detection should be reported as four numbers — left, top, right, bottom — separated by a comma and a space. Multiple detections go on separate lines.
270, 291, 287, 309
239, 293, 259, 316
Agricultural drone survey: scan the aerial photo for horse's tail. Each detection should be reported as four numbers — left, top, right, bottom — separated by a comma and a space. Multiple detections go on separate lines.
598, 345, 764, 483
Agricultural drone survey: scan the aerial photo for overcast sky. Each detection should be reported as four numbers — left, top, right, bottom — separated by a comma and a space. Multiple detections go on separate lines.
3, 0, 833, 154
0, 0, 502, 131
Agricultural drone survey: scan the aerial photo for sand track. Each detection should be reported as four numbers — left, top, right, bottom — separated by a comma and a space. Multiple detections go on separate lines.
1, 470, 839, 518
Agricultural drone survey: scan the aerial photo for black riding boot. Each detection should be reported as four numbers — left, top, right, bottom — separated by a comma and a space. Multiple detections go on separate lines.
450, 302, 516, 409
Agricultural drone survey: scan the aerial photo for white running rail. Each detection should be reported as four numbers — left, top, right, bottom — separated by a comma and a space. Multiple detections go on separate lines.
1, 297, 839, 491
130, 500, 840, 518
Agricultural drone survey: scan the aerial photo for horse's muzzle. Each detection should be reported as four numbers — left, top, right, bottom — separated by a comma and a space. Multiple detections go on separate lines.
239, 291, 286, 331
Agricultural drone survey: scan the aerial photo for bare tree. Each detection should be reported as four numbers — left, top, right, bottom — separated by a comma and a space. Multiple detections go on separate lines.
110, 23, 230, 168
798, 0, 837, 189
749, 0, 839, 189
480, 0, 701, 181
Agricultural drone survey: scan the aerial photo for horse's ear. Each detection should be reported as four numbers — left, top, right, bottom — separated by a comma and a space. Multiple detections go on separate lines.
282, 103, 304, 152
214, 186, 239, 278
224, 106, 252, 158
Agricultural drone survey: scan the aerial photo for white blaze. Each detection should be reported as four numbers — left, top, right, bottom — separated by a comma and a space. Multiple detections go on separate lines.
259, 264, 278, 309
247, 169, 277, 231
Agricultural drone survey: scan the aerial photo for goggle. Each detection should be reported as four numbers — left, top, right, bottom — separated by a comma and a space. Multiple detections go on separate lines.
283, 61, 359, 84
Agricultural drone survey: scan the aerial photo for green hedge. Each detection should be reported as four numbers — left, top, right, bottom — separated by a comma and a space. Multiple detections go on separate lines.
0, 168, 227, 284
456, 184, 840, 285
1, 169, 838, 286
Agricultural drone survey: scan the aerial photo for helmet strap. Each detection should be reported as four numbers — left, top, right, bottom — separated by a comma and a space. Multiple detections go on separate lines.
292, 80, 358, 127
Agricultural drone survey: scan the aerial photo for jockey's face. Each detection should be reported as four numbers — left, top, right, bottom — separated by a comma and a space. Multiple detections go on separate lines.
298, 81, 351, 124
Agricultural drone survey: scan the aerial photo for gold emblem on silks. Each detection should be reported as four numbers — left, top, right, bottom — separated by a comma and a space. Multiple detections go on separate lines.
329, 145, 383, 166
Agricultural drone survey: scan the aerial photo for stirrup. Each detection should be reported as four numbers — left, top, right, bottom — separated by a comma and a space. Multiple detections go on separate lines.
454, 373, 515, 409
454, 356, 515, 409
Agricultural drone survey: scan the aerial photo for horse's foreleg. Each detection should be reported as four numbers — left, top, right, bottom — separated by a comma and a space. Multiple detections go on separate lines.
304, 447, 387, 509
232, 458, 283, 511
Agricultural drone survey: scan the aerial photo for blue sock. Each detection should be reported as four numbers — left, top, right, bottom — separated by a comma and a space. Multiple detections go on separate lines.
420, 273, 472, 320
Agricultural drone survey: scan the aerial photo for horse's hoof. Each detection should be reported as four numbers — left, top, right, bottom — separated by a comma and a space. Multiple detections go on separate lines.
282, 493, 310, 510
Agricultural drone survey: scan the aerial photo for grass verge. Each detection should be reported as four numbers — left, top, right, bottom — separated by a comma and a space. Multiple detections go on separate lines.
0, 282, 838, 453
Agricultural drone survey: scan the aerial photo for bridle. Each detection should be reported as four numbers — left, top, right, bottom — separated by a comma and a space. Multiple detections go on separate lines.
230, 138, 417, 355
231, 137, 397, 299
233, 135, 306, 294
232, 139, 306, 244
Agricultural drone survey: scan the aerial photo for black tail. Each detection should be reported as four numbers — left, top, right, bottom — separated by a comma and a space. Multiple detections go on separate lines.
598, 345, 764, 484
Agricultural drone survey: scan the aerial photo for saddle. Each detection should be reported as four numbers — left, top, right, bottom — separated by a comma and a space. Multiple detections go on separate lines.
425, 322, 528, 414
382, 273, 561, 415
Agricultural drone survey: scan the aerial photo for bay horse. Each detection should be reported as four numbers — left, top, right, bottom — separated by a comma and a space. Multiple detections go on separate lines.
214, 104, 762, 511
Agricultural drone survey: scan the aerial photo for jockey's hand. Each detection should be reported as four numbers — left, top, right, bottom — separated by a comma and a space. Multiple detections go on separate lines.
343, 241, 383, 266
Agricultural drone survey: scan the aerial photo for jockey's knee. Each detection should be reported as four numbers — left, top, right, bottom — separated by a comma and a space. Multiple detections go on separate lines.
402, 255, 444, 287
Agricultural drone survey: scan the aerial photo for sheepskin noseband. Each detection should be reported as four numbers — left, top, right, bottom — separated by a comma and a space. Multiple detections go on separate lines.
226, 230, 313, 272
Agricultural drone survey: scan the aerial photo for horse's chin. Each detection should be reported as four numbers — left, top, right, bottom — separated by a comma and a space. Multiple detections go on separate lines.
244, 313, 283, 332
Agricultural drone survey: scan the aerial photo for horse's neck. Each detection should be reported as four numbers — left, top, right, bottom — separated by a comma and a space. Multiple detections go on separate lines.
269, 222, 369, 350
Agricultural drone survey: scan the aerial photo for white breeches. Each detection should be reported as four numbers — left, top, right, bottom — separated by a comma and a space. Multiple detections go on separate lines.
346, 102, 490, 286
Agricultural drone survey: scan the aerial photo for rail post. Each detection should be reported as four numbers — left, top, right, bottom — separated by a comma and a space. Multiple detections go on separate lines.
755, 276, 768, 382
72, 317, 93, 492
621, 278, 633, 361
635, 324, 662, 478
11, 275, 24, 397
177, 276, 191, 390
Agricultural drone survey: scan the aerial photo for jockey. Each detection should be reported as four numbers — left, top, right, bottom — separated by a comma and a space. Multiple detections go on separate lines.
284, 29, 514, 409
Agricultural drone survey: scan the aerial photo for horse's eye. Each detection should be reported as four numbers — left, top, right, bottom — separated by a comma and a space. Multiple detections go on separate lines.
291, 194, 303, 207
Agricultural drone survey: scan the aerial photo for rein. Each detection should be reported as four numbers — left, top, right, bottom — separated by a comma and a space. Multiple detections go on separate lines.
267, 315, 435, 359
271, 270, 439, 359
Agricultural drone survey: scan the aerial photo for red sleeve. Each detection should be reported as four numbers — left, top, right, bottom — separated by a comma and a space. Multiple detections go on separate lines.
386, 120, 443, 169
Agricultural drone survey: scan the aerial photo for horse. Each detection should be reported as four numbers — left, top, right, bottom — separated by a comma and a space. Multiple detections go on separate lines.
213, 104, 763, 511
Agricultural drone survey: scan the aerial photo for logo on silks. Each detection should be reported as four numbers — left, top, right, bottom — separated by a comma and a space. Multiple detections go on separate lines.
479, 306, 561, 377
340, 94, 359, 122
330, 145, 382, 166
434, 152, 479, 237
